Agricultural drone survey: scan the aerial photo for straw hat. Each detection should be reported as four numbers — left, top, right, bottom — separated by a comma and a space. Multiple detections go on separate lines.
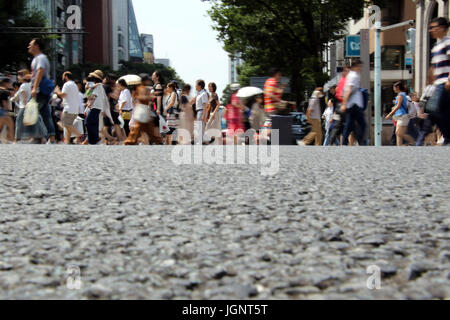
88, 70, 104, 81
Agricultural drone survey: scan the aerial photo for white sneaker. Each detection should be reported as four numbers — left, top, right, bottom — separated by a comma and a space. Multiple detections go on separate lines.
297, 140, 306, 146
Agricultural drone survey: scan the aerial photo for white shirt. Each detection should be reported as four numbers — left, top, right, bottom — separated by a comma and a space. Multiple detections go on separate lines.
196, 89, 209, 111
78, 92, 85, 114
61, 80, 80, 114
323, 106, 334, 131
12, 83, 31, 109
91, 85, 107, 111
119, 89, 133, 111
345, 71, 363, 109
31, 53, 50, 85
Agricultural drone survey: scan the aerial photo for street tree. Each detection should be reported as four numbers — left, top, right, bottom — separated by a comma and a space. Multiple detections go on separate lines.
208, 0, 386, 105
0, 0, 48, 73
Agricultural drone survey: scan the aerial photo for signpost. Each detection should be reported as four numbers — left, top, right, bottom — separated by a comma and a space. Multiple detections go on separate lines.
369, 5, 415, 147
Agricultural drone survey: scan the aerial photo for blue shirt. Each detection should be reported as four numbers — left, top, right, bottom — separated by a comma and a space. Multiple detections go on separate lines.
394, 92, 408, 117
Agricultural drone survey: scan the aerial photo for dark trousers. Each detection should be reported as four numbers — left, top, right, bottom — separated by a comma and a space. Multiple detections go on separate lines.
329, 113, 346, 146
342, 106, 366, 146
36, 92, 55, 138
124, 119, 131, 137
428, 83, 450, 145
86, 108, 101, 145
416, 119, 433, 146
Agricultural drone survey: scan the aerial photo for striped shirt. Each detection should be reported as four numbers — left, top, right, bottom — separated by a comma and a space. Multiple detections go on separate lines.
431, 36, 450, 85
264, 77, 281, 113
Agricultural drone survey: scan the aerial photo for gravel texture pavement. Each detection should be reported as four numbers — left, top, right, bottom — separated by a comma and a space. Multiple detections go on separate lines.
0, 145, 449, 300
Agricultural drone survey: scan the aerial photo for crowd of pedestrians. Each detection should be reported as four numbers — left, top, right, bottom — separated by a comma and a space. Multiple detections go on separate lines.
0, 17, 449, 147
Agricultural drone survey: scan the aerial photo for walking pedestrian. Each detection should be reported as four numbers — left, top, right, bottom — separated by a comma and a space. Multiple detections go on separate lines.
179, 84, 194, 144
417, 74, 437, 146
298, 88, 324, 146
340, 60, 367, 146
264, 69, 283, 116
124, 85, 163, 146
12, 70, 46, 143
0, 78, 15, 143
204, 82, 221, 143
385, 82, 415, 146
28, 38, 56, 144
84, 70, 111, 145
163, 82, 180, 145
54, 72, 83, 144
329, 66, 350, 146
224, 83, 244, 145
323, 99, 335, 146
427, 17, 450, 145
117, 79, 133, 137
191, 80, 209, 144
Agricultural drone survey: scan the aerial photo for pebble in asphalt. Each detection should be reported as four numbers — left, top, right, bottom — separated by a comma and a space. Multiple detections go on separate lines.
0, 145, 449, 300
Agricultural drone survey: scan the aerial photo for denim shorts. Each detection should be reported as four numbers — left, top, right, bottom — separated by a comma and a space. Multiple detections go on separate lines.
0, 109, 6, 117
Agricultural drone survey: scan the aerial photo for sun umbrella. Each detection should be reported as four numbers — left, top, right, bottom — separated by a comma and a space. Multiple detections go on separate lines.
236, 87, 264, 98
118, 75, 142, 86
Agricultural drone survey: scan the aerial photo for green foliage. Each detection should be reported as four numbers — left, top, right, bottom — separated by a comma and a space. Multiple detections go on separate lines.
0, 0, 49, 73
221, 84, 232, 105
209, 0, 386, 103
237, 62, 265, 87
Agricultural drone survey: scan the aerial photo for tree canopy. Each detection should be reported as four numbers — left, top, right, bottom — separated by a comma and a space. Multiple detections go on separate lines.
208, 0, 385, 104
0, 0, 49, 73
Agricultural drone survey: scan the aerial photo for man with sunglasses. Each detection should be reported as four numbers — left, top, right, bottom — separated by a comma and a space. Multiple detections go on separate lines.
428, 17, 450, 145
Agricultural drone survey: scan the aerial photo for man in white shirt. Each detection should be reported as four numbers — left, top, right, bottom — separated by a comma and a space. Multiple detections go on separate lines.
298, 88, 324, 146
340, 60, 367, 146
28, 38, 56, 144
55, 72, 82, 144
191, 80, 209, 144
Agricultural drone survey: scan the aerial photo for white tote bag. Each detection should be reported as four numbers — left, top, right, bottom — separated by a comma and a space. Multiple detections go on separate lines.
134, 104, 151, 123
159, 115, 170, 134
23, 99, 39, 126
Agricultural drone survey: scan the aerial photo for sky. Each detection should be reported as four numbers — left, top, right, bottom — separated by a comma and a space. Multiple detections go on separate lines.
132, 0, 229, 96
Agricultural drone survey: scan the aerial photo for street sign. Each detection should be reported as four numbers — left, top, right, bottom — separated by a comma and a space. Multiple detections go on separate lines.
405, 55, 413, 67
345, 35, 361, 57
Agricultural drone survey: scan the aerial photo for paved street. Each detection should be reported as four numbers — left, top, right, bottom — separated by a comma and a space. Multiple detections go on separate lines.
0, 145, 449, 300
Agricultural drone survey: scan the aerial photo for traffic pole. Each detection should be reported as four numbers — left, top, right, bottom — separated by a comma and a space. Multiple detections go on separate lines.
374, 21, 382, 147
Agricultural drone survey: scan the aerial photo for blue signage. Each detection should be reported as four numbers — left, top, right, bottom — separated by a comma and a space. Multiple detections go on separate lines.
405, 57, 413, 66
346, 35, 361, 57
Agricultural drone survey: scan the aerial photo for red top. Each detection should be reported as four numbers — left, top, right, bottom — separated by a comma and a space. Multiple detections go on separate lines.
264, 77, 281, 113
226, 93, 244, 130
336, 76, 347, 103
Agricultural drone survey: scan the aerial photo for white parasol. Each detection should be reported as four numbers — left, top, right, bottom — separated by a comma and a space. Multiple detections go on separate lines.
118, 75, 142, 86
236, 86, 264, 98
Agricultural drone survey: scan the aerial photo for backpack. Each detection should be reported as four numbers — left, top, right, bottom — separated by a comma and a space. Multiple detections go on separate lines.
406, 96, 417, 118
360, 88, 369, 111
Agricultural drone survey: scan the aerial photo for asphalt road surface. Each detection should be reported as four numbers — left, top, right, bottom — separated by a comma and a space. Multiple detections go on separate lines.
0, 145, 449, 300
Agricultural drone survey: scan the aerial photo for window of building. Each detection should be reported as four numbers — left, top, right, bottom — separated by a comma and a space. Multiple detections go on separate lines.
370, 46, 405, 70
381, 0, 403, 25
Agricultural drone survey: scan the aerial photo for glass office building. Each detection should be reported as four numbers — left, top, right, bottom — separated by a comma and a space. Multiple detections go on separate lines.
128, 0, 143, 62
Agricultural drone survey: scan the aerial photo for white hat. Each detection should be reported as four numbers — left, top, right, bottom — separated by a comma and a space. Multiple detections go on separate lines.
230, 83, 241, 92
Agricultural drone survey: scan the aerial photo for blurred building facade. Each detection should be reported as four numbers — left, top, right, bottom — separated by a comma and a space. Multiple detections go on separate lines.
26, 0, 83, 78
140, 34, 155, 64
